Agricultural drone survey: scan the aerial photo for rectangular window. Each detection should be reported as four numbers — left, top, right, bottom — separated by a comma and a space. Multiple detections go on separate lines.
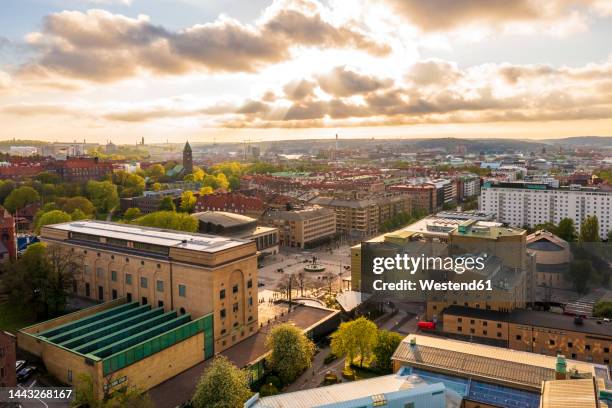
568, 342, 573, 348
96, 267, 103, 277
220, 289, 226, 299
247, 279, 253, 288
248, 297, 253, 306
112, 289, 117, 300
156, 280, 164, 292
232, 284, 239, 294
179, 284, 186, 297
220, 309, 226, 319
233, 303, 239, 313
125, 273, 132, 285
110, 270, 117, 282
67, 370, 73, 383
141, 277, 148, 289
516, 335, 522, 340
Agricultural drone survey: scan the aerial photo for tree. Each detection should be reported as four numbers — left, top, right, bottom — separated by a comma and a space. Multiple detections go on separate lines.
608, 229, 612, 242
373, 330, 403, 373
593, 301, 612, 318
556, 218, 577, 242
565, 259, 592, 293
36, 171, 60, 184
331, 317, 378, 368
111, 171, 145, 197
134, 211, 198, 232
56, 196, 95, 216
191, 356, 251, 408
180, 191, 197, 213
35, 210, 72, 233
199, 186, 214, 196
146, 164, 165, 179
123, 207, 142, 221
71, 373, 153, 408
158, 196, 176, 212
87, 181, 119, 214
266, 323, 315, 384
3, 186, 40, 213
6, 243, 82, 318
0, 180, 15, 204
70, 209, 88, 221
579, 215, 600, 243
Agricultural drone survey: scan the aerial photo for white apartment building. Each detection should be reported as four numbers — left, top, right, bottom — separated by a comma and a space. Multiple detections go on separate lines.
480, 182, 612, 239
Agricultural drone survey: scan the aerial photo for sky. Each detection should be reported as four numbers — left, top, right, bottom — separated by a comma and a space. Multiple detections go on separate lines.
0, 0, 612, 145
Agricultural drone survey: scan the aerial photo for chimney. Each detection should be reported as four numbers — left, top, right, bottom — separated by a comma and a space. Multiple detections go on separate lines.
410, 337, 416, 347
555, 355, 567, 380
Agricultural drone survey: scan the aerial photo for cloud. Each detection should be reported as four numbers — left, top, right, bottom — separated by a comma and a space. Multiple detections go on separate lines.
20, 1, 389, 83
406, 59, 463, 85
221, 59, 612, 128
382, 0, 605, 33
316, 66, 393, 97
283, 79, 317, 100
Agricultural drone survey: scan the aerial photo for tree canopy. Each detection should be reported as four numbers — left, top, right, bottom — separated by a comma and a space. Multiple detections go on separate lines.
4, 186, 40, 213
191, 356, 251, 408
331, 316, 378, 367
133, 211, 198, 232
372, 330, 403, 372
35, 210, 72, 233
579, 215, 600, 243
87, 181, 119, 214
265, 323, 315, 384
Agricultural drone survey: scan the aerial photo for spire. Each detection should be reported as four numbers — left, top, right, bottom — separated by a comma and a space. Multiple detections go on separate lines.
184, 141, 192, 152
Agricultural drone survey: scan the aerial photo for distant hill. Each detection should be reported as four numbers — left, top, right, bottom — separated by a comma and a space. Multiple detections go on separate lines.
542, 136, 612, 147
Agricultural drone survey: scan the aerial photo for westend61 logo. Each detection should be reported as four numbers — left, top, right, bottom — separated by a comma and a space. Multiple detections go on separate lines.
372, 254, 486, 275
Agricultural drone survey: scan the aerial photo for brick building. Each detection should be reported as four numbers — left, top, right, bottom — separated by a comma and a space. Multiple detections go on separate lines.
48, 157, 113, 182
0, 331, 17, 387
0, 206, 16, 262
195, 192, 265, 218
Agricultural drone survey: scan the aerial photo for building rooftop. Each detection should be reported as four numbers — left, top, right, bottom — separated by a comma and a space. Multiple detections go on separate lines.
42, 220, 251, 254
248, 373, 447, 408
443, 305, 612, 337
22, 300, 212, 377
192, 211, 256, 228
540, 379, 599, 408
264, 206, 334, 221
392, 334, 603, 391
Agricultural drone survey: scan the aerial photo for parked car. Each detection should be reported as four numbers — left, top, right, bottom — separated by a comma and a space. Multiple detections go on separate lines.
15, 360, 26, 372
17, 366, 37, 383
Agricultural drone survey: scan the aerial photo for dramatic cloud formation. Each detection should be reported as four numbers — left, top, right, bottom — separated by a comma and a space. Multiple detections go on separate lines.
19, 2, 389, 83
383, 0, 610, 32
219, 60, 612, 128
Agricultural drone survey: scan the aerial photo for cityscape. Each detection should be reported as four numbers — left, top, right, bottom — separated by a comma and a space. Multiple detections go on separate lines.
0, 1, 611, 408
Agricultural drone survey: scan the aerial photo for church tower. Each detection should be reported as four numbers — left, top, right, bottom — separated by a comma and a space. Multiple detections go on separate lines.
183, 141, 193, 175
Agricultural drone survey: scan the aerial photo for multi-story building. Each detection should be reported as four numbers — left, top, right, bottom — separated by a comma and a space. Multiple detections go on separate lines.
456, 173, 481, 201
392, 334, 610, 408
480, 181, 612, 239
195, 192, 265, 218
0, 207, 17, 262
48, 157, 113, 182
312, 192, 411, 238
0, 331, 17, 387
388, 184, 436, 213
263, 206, 336, 249
39, 220, 259, 353
442, 306, 612, 366
426, 179, 454, 207
120, 189, 184, 214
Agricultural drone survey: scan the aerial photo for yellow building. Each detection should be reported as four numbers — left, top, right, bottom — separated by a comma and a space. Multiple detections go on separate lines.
39, 220, 259, 352
442, 306, 612, 367
263, 206, 336, 248
19, 298, 213, 399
